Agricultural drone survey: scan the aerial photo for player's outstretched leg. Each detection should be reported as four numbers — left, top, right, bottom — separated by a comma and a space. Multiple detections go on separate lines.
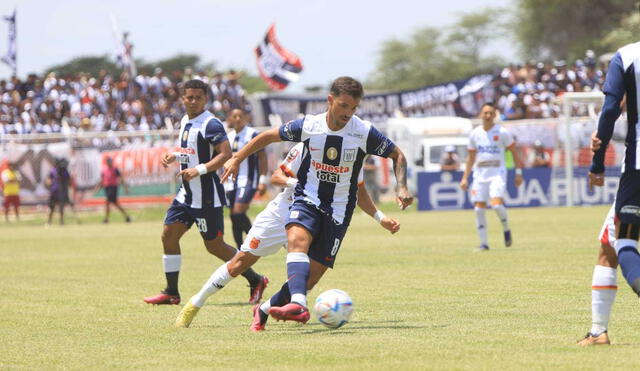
269, 252, 310, 323
579, 261, 617, 346
474, 205, 489, 251
175, 262, 233, 327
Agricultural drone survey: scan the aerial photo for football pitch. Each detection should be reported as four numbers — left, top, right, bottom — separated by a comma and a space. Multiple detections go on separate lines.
2, 204, 639, 370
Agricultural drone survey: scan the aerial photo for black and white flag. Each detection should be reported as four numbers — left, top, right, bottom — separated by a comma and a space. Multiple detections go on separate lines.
1, 10, 16, 74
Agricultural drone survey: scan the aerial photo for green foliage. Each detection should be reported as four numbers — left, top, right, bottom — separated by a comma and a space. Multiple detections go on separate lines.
237, 70, 270, 94
601, 12, 640, 51
3, 205, 640, 369
137, 53, 200, 76
514, 0, 635, 60
367, 9, 506, 91
45, 55, 119, 77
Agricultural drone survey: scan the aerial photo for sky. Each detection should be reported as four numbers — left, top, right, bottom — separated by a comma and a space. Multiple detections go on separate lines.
0, 0, 514, 91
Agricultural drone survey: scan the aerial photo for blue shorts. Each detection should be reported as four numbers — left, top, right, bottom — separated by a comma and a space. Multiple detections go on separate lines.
285, 200, 348, 268
615, 170, 640, 224
226, 186, 257, 208
164, 200, 224, 240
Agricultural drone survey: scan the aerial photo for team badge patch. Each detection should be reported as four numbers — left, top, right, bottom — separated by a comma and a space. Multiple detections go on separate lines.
493, 135, 499, 141
286, 148, 299, 163
343, 149, 356, 162
182, 130, 189, 142
327, 147, 338, 160
249, 237, 260, 249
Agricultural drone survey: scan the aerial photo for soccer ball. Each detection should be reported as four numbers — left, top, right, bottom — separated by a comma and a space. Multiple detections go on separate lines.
314, 289, 353, 328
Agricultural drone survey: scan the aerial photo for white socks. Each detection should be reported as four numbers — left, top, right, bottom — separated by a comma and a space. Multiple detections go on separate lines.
590, 265, 617, 336
190, 262, 234, 307
492, 204, 510, 231
163, 254, 181, 273
474, 207, 488, 246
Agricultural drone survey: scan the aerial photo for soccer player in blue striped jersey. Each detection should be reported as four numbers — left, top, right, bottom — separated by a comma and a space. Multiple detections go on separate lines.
225, 109, 269, 257
590, 40, 640, 306
222, 76, 413, 323
144, 80, 266, 305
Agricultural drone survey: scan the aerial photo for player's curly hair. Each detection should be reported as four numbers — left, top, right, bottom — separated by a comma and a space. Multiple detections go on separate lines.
330, 76, 363, 99
181, 79, 209, 95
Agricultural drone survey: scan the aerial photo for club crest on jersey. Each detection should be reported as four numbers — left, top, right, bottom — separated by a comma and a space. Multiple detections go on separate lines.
493, 135, 499, 141
249, 237, 260, 249
286, 148, 299, 163
327, 147, 338, 160
343, 149, 356, 162
182, 130, 189, 142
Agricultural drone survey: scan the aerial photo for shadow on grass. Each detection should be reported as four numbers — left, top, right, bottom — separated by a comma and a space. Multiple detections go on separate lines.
271, 319, 434, 335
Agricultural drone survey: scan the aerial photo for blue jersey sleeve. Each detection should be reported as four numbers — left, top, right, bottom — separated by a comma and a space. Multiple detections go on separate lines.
204, 118, 228, 145
279, 118, 304, 142
602, 53, 625, 99
591, 54, 625, 174
366, 126, 396, 158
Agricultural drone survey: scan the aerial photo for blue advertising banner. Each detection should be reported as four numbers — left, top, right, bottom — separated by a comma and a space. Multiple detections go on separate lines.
417, 167, 620, 210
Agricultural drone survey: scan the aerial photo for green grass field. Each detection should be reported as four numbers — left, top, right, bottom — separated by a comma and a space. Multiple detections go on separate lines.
2, 204, 639, 370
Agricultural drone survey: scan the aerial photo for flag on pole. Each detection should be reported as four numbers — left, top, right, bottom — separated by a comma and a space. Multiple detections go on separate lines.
255, 23, 303, 91
110, 14, 137, 77
1, 10, 16, 74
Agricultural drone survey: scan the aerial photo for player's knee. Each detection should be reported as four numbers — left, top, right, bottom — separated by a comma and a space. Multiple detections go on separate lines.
474, 202, 487, 208
598, 243, 618, 268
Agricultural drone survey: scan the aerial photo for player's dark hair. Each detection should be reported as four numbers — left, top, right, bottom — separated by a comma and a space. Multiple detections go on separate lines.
182, 79, 209, 95
330, 76, 364, 99
481, 102, 495, 109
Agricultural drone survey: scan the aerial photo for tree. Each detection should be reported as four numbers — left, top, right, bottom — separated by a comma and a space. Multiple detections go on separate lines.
45, 55, 118, 77
514, 0, 635, 60
367, 10, 505, 91
601, 12, 640, 51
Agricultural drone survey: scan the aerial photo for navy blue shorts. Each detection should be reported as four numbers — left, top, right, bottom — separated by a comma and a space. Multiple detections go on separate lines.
164, 200, 224, 240
226, 186, 257, 208
285, 200, 348, 268
615, 170, 640, 224
105, 186, 118, 203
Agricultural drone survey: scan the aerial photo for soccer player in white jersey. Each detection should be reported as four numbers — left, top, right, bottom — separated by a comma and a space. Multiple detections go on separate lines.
225, 109, 269, 254
174, 143, 400, 328
143, 80, 266, 305
222, 76, 412, 323
460, 103, 523, 251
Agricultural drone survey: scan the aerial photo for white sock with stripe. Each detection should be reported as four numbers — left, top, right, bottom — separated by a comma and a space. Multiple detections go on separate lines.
474, 207, 488, 246
590, 265, 617, 335
190, 262, 234, 308
492, 204, 510, 231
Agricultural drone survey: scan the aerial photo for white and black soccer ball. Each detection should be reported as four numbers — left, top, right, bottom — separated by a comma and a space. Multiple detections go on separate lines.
314, 289, 353, 329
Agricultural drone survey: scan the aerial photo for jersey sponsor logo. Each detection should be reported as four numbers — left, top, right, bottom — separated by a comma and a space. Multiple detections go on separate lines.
211, 133, 224, 142
176, 147, 196, 155
178, 154, 189, 164
311, 160, 350, 174
620, 205, 640, 217
317, 170, 340, 183
249, 237, 260, 249
326, 147, 338, 160
476, 145, 501, 154
283, 121, 295, 140
310, 146, 321, 151
375, 139, 391, 156
347, 132, 363, 139
343, 149, 356, 162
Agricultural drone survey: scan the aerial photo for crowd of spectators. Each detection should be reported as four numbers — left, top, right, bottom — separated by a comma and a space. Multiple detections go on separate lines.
0, 68, 248, 135
494, 50, 607, 120
0, 49, 612, 135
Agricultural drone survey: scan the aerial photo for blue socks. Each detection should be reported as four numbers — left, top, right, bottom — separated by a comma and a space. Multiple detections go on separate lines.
286, 252, 310, 307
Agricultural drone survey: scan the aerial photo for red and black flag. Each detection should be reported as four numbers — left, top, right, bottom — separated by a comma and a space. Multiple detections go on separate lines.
255, 23, 303, 91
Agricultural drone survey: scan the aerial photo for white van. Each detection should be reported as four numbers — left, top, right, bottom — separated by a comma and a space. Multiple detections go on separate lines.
385, 116, 472, 192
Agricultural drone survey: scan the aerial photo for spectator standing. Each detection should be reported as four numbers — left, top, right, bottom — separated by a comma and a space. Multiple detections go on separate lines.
530, 140, 551, 167
1, 161, 21, 221
440, 145, 460, 172
45, 158, 74, 225
96, 156, 131, 223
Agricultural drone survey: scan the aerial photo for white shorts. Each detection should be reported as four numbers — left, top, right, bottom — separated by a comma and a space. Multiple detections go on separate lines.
598, 203, 616, 247
470, 176, 506, 203
239, 199, 289, 257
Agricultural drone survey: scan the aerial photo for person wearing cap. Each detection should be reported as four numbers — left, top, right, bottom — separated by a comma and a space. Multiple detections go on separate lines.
531, 140, 551, 167
1, 161, 21, 222
441, 145, 460, 171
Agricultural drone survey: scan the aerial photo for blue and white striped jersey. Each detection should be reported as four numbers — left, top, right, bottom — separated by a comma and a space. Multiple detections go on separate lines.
278, 112, 395, 224
226, 125, 260, 189
174, 111, 228, 209
593, 42, 640, 173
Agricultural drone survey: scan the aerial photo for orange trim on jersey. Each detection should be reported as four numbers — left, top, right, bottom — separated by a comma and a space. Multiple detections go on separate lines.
592, 285, 618, 290
279, 164, 295, 178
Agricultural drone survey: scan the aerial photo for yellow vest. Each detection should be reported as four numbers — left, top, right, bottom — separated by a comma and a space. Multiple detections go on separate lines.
1, 169, 20, 196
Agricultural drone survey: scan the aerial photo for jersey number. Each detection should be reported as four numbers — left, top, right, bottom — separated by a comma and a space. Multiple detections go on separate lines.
330, 238, 341, 256
196, 218, 208, 233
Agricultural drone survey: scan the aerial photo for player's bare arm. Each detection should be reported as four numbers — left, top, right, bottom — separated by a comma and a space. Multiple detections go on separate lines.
222, 127, 282, 183
178, 139, 232, 182
460, 149, 476, 191
388, 146, 413, 210
507, 142, 524, 187
356, 184, 400, 234
257, 149, 269, 195
270, 167, 291, 187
